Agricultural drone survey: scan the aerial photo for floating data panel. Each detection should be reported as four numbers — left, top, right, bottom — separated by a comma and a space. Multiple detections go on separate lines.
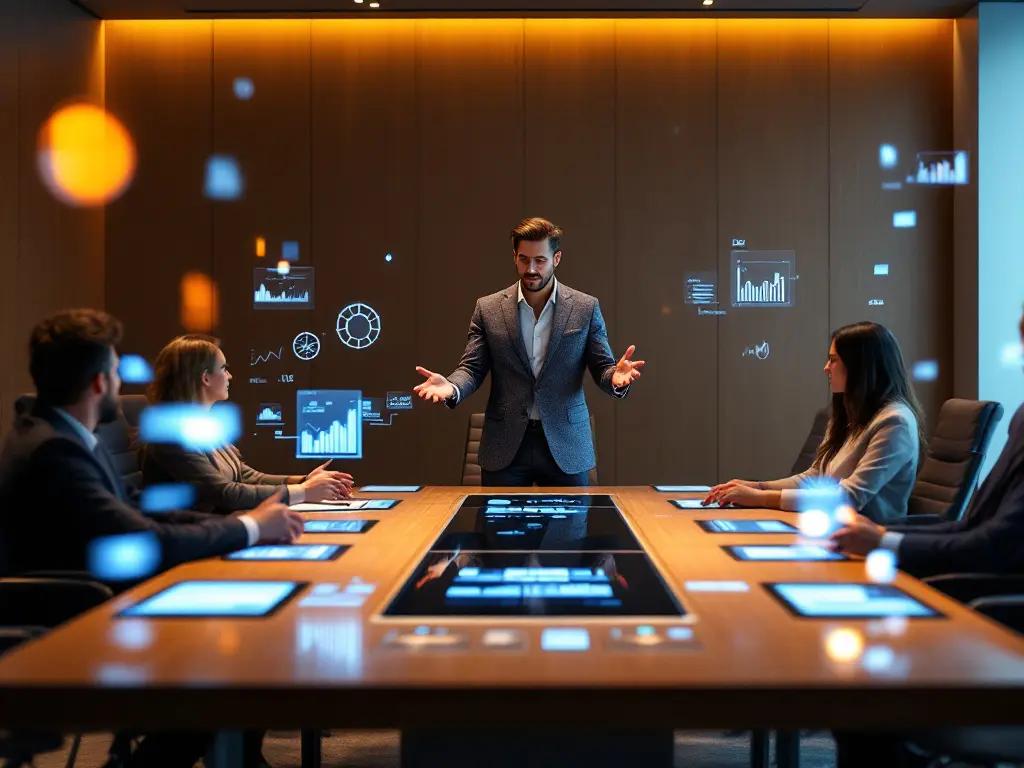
118, 580, 306, 618
253, 266, 314, 310
432, 507, 640, 552
384, 552, 683, 617
359, 485, 422, 493
724, 545, 847, 562
296, 390, 362, 460
303, 520, 378, 534
909, 150, 969, 185
696, 519, 798, 534
462, 494, 616, 508
225, 545, 348, 562
684, 272, 718, 306
652, 485, 711, 492
765, 583, 943, 619
731, 250, 796, 308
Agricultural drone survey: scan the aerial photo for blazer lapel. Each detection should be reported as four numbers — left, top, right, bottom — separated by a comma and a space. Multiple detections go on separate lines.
501, 283, 534, 376
40, 406, 123, 499
963, 427, 1024, 523
536, 286, 574, 385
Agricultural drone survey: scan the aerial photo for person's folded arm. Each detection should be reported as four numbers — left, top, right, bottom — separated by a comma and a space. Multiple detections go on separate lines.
778, 411, 916, 514
36, 439, 249, 570
445, 300, 491, 409
896, 474, 1024, 579
147, 443, 292, 512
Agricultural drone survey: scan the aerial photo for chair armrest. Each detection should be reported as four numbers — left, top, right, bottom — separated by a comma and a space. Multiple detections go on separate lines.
0, 627, 45, 655
969, 596, 1024, 636
898, 515, 946, 526
0, 578, 114, 628
923, 573, 1024, 604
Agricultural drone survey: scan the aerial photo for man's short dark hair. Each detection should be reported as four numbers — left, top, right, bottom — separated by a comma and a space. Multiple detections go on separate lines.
511, 217, 563, 255
29, 309, 123, 406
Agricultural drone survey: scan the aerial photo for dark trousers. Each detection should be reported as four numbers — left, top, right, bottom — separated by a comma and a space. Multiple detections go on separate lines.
482, 422, 591, 488
832, 731, 931, 768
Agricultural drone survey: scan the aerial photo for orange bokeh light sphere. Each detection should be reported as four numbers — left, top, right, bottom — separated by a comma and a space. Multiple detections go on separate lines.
36, 102, 136, 207
180, 272, 220, 333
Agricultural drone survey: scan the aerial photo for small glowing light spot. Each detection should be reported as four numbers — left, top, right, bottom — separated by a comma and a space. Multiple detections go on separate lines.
88, 532, 160, 581
276, 259, 291, 275
879, 144, 898, 169
862, 645, 895, 673
204, 155, 244, 200
140, 483, 197, 513
835, 505, 857, 525
369, 2, 379, 6
893, 210, 917, 229
1001, 342, 1024, 368
912, 360, 939, 382
119, 354, 154, 384
825, 628, 864, 663
702, 0, 714, 5
256, 237, 266, 257
385, 253, 393, 263
233, 77, 255, 101
36, 102, 136, 207
800, 509, 831, 538
866, 549, 898, 584
180, 272, 220, 333
874, 263, 889, 275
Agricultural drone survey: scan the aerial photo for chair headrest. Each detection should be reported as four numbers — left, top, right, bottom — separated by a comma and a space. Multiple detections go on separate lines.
928, 399, 1004, 462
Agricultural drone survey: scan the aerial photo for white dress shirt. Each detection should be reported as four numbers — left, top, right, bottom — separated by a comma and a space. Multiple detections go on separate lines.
54, 408, 259, 545
519, 278, 559, 420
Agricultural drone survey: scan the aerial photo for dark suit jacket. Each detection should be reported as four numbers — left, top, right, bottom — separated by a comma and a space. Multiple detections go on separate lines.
142, 442, 303, 515
0, 405, 248, 577
445, 282, 623, 475
891, 403, 1024, 578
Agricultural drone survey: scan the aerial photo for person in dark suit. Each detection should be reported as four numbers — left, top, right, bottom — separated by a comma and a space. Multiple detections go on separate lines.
141, 334, 352, 514
413, 217, 644, 486
0, 309, 304, 768
0, 310, 304, 577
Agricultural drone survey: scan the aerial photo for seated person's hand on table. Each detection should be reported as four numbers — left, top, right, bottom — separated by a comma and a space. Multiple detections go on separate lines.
248, 489, 305, 543
703, 479, 761, 507
306, 461, 354, 496
301, 471, 351, 502
830, 514, 885, 557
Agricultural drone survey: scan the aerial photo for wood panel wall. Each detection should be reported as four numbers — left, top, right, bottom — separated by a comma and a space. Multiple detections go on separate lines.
104, 19, 956, 486
0, 0, 105, 435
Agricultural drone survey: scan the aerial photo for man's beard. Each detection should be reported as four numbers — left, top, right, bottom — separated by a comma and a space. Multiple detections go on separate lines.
98, 381, 119, 424
521, 271, 553, 293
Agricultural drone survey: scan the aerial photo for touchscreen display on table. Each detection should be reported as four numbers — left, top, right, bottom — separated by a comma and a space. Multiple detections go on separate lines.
766, 583, 942, 619
224, 544, 347, 561
118, 580, 305, 618
432, 507, 640, 552
384, 552, 683, 617
461, 494, 617, 509
696, 519, 798, 534
725, 545, 846, 562
672, 499, 722, 510
303, 520, 377, 534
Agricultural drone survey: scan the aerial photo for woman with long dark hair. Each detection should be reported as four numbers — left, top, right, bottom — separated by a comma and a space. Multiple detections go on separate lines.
141, 334, 353, 514
703, 321, 924, 523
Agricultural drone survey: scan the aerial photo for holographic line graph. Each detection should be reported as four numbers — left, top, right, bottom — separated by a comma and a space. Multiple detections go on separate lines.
251, 347, 284, 366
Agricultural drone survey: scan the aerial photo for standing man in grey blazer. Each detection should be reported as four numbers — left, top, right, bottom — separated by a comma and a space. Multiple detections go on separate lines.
414, 218, 644, 486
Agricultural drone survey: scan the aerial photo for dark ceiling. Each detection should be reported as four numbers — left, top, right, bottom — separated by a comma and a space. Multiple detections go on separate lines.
72, 0, 978, 18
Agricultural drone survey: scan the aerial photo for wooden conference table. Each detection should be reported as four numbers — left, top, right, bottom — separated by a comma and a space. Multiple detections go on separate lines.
2, 485, 1024, 767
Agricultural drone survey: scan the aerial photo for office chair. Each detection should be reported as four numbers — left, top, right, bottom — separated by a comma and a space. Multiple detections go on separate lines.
461, 414, 599, 485
790, 406, 830, 475
904, 399, 1003, 525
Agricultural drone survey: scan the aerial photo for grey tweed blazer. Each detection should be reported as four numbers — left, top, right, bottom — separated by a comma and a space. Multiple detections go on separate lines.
445, 282, 625, 475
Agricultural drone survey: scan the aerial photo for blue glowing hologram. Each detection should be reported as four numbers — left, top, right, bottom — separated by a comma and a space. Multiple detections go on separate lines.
88, 532, 160, 581
878, 144, 898, 169
139, 402, 242, 451
296, 390, 362, 459
233, 77, 255, 101
874, 264, 889, 276
731, 251, 795, 307
282, 241, 299, 262
541, 627, 590, 652
911, 360, 939, 382
118, 354, 154, 384
204, 155, 244, 200
292, 332, 320, 361
140, 483, 197, 513
866, 549, 898, 584
254, 267, 314, 310
385, 253, 393, 263
336, 303, 381, 350
257, 402, 284, 425
893, 211, 917, 229
910, 151, 968, 185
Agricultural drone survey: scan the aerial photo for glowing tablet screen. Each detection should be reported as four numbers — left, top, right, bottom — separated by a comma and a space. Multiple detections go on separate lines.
119, 580, 304, 618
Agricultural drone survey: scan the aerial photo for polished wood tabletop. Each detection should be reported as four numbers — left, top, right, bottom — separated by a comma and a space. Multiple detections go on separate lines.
2, 485, 1024, 731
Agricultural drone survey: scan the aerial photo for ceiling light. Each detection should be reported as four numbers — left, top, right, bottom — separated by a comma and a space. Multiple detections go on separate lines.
702, 0, 713, 5
369, 1, 379, 5
354, 0, 363, 3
